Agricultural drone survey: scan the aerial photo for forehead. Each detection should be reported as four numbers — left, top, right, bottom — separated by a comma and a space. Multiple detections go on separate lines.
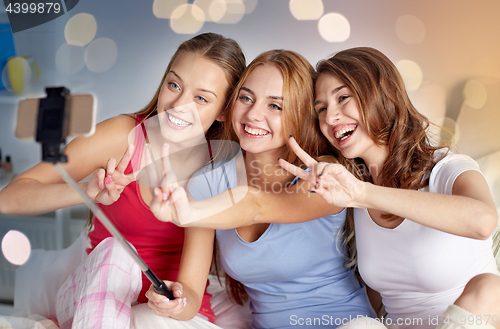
169, 52, 230, 93
243, 64, 284, 95
315, 73, 343, 94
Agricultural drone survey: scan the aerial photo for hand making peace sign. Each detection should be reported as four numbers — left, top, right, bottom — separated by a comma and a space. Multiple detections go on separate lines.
278, 137, 367, 208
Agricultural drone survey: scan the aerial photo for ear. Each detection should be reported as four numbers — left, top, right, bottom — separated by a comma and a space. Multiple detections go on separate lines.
216, 112, 226, 122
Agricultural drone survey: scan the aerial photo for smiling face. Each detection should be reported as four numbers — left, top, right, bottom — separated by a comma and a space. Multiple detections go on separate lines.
315, 73, 383, 164
231, 64, 287, 157
156, 51, 230, 146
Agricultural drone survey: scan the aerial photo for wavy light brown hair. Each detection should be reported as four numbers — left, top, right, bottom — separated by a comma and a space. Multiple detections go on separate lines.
218, 49, 348, 305
316, 47, 449, 272
135, 32, 246, 141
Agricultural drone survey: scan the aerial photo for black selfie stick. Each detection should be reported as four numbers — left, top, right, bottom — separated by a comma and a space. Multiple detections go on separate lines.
36, 87, 175, 300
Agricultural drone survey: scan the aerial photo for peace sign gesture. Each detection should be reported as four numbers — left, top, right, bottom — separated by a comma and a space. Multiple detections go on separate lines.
278, 137, 367, 208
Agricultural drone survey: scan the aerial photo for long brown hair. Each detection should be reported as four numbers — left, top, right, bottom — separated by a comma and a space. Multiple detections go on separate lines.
219, 49, 335, 304
316, 47, 449, 272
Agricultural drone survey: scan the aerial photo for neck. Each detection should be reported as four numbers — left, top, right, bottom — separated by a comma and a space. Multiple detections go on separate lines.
244, 149, 291, 189
362, 144, 389, 185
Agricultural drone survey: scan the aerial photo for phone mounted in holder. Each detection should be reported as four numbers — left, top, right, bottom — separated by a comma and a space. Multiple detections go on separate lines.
36, 87, 70, 164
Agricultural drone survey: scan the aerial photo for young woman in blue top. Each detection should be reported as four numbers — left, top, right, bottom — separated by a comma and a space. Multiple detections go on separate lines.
147, 49, 375, 328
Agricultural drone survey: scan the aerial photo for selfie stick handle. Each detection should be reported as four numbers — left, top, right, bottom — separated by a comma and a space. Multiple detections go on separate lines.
54, 164, 176, 300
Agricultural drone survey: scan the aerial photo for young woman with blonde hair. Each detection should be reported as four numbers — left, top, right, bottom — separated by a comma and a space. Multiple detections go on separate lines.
146, 49, 376, 328
0, 32, 246, 328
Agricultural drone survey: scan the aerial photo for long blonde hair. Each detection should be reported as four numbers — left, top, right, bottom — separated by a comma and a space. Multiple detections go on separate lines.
220, 49, 331, 304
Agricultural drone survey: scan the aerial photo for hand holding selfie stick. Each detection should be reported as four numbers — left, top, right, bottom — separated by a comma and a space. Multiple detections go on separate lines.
35, 87, 175, 300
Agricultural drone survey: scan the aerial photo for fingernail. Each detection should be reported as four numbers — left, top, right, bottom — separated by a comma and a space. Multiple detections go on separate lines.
178, 298, 182, 305
100, 184, 105, 189
176, 290, 182, 295
163, 192, 168, 201
183, 298, 187, 307
164, 200, 170, 206
308, 189, 316, 193
105, 176, 111, 185
162, 298, 169, 303
154, 188, 158, 196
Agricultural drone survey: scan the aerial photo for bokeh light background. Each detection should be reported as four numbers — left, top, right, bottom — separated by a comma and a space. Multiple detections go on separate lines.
1, 0, 500, 267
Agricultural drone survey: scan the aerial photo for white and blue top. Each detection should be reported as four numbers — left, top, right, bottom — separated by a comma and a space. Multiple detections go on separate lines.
188, 156, 375, 329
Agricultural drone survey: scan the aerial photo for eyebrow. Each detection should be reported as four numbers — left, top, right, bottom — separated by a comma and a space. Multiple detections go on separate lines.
169, 70, 218, 98
240, 87, 283, 101
315, 85, 346, 105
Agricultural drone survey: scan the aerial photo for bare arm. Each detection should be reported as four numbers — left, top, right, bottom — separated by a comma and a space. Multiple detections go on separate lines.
151, 179, 343, 229
0, 115, 134, 215
359, 170, 497, 240
280, 137, 498, 240
145, 226, 215, 320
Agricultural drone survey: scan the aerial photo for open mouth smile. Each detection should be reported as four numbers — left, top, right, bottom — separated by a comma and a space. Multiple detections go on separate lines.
167, 112, 192, 127
334, 124, 357, 143
243, 124, 270, 137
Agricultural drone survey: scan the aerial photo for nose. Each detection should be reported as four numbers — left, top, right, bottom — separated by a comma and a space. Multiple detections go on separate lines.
170, 91, 192, 112
246, 102, 265, 122
325, 105, 341, 125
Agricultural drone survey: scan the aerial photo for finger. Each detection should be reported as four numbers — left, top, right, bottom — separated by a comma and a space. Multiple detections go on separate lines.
106, 158, 117, 177
170, 282, 183, 298
104, 178, 120, 202
288, 136, 318, 168
144, 144, 160, 188
147, 285, 172, 304
150, 187, 166, 217
278, 158, 315, 184
97, 168, 106, 190
116, 144, 134, 174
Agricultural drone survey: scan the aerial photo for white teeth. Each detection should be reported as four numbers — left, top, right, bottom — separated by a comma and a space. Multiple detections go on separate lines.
244, 125, 269, 136
167, 113, 191, 127
335, 125, 356, 139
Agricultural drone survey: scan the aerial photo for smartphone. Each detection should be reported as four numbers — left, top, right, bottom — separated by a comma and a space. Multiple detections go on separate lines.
15, 93, 96, 140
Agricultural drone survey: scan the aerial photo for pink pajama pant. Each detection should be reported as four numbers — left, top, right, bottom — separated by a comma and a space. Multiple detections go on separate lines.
55, 237, 142, 329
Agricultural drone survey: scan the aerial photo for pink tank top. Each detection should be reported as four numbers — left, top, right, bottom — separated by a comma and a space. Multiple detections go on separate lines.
88, 114, 215, 322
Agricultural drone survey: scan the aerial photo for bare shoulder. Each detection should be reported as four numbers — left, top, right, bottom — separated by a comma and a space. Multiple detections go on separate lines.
66, 115, 136, 158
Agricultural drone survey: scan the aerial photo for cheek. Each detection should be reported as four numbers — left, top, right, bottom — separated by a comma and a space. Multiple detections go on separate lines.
318, 120, 329, 137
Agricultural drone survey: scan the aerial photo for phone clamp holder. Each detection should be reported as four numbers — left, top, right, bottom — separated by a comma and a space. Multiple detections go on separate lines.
36, 87, 69, 164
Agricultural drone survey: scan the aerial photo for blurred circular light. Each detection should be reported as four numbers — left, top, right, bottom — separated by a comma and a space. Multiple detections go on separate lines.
463, 79, 487, 109
153, 0, 187, 19
397, 59, 423, 91
2, 230, 31, 266
84, 38, 118, 73
55, 43, 85, 75
64, 13, 97, 47
290, 0, 323, 20
209, 0, 227, 22
243, 0, 258, 14
216, 0, 245, 24
171, 4, 205, 34
194, 0, 215, 22
439, 117, 460, 143
396, 15, 425, 44
318, 13, 350, 42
